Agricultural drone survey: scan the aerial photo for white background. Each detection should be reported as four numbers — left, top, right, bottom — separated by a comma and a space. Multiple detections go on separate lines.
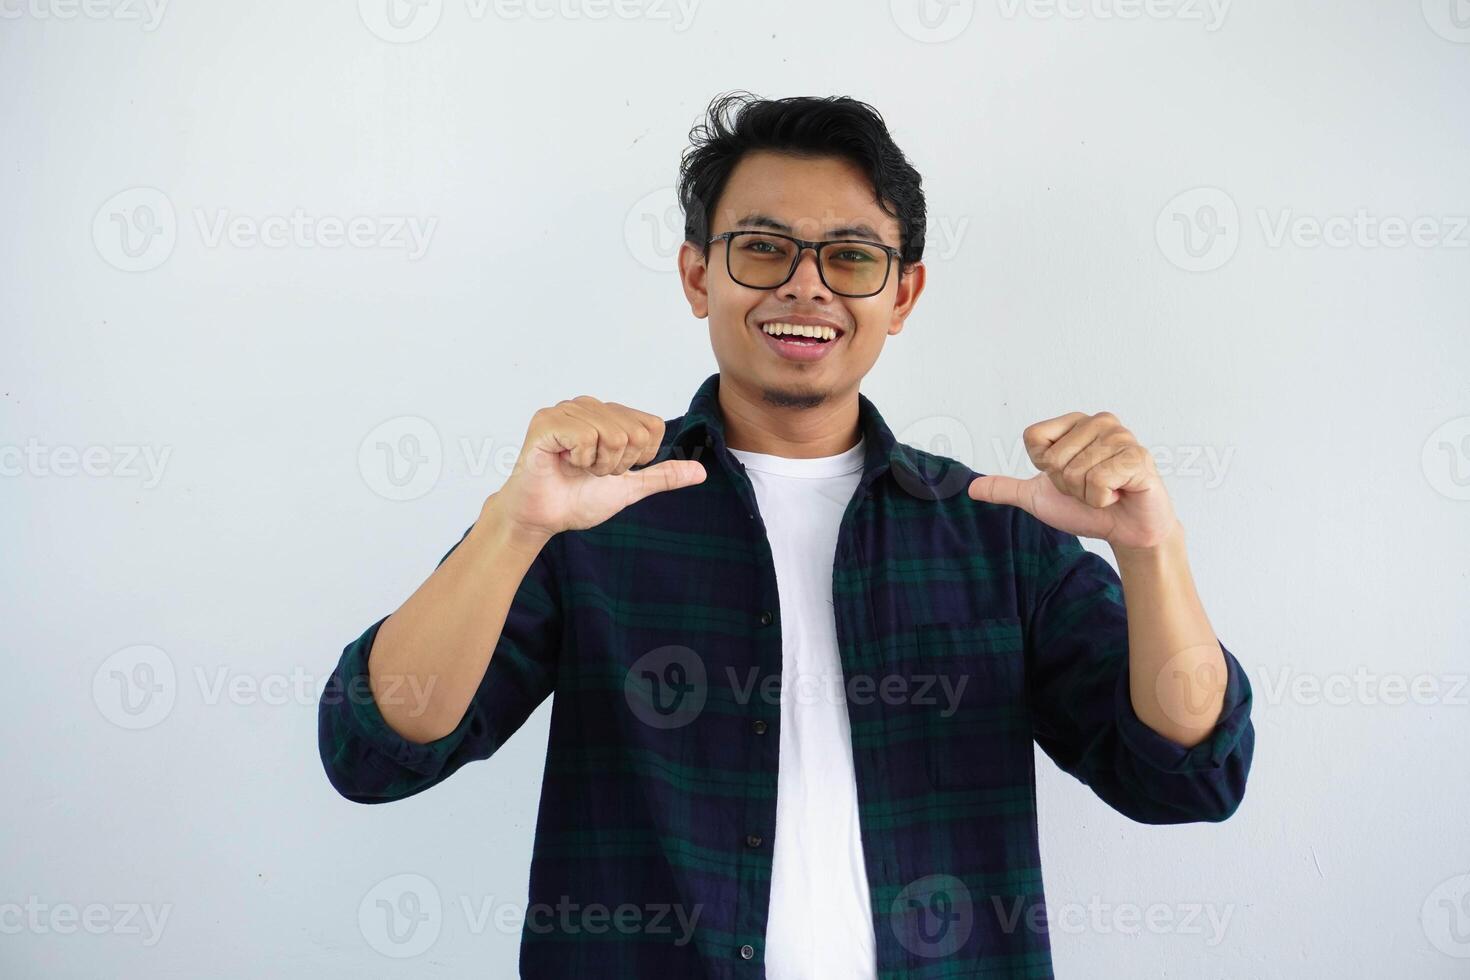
3, 1, 1469, 976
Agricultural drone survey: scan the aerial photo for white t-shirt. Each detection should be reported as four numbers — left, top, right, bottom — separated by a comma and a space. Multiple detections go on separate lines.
727, 433, 877, 980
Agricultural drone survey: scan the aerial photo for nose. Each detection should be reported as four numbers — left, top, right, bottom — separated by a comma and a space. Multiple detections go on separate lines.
778, 246, 832, 302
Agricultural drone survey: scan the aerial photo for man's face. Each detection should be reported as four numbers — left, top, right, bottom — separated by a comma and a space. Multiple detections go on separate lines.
678, 150, 925, 409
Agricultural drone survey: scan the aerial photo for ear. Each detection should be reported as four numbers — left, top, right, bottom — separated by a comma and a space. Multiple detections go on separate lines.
888, 261, 926, 335
678, 240, 710, 319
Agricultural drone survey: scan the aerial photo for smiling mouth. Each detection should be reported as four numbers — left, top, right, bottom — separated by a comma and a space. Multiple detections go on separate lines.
756, 320, 845, 345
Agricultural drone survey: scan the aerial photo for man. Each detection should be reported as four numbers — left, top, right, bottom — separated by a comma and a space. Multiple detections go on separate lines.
318, 92, 1254, 978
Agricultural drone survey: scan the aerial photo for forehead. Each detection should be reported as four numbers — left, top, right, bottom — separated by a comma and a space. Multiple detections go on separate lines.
709, 150, 901, 245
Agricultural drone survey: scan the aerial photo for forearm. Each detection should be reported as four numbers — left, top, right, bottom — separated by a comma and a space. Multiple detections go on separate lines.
1111, 519, 1228, 748
369, 493, 551, 744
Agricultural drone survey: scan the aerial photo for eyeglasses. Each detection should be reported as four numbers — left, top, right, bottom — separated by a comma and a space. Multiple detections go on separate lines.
706, 230, 902, 298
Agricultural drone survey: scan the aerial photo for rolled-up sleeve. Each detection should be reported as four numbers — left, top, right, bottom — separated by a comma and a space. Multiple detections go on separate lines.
1021, 518, 1254, 825
317, 523, 563, 804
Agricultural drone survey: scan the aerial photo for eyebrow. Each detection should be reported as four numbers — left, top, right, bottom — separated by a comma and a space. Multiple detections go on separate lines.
732, 212, 890, 244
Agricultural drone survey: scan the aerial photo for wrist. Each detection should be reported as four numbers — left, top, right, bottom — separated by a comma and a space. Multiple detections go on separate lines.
1110, 517, 1186, 566
472, 492, 552, 561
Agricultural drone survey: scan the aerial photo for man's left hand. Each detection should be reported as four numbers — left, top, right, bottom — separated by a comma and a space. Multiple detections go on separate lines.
967, 411, 1179, 552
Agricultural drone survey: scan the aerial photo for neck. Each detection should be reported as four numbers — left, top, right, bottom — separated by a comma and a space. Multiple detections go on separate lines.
717, 376, 862, 458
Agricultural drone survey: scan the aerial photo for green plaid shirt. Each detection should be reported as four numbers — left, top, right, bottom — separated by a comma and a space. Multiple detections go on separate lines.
319, 371, 1255, 978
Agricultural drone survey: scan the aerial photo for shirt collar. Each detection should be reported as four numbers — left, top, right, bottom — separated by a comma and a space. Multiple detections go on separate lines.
664, 372, 922, 491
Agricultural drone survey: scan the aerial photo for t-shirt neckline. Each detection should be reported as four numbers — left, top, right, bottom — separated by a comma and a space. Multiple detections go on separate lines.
728, 434, 867, 478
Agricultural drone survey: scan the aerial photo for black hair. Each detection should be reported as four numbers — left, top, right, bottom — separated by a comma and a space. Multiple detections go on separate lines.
677, 91, 927, 266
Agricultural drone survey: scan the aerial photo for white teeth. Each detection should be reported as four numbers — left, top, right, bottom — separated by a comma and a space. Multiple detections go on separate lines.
762, 321, 838, 341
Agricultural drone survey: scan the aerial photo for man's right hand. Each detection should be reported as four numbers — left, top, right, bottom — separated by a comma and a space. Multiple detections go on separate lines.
488, 395, 707, 545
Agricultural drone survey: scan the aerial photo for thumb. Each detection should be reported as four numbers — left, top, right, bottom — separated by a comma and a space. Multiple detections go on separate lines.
968, 474, 1034, 513
620, 459, 707, 501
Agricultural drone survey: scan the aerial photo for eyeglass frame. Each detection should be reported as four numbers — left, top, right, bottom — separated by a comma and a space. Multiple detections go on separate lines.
705, 230, 905, 298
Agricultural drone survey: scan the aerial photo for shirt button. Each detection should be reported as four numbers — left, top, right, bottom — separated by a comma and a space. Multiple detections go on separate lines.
758, 610, 773, 626
739, 944, 755, 960
753, 719, 767, 735
746, 833, 762, 848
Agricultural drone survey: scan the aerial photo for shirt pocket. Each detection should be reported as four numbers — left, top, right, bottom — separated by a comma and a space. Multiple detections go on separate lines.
915, 617, 1032, 792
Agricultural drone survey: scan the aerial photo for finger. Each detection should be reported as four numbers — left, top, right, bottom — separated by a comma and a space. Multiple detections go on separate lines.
604, 404, 664, 470
563, 400, 636, 476
1083, 446, 1151, 508
618, 459, 707, 502
530, 408, 599, 475
967, 474, 1035, 514
1021, 411, 1090, 465
1040, 415, 1129, 497
622, 410, 666, 467
1033, 413, 1108, 475
1059, 436, 1130, 501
